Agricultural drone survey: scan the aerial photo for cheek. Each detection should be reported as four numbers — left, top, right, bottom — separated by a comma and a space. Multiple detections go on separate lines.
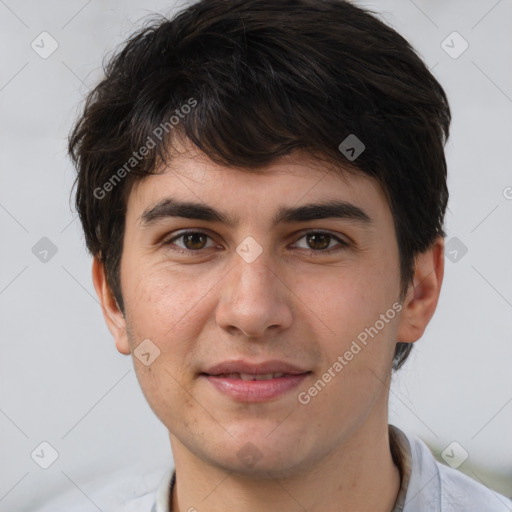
303, 261, 398, 338
295, 265, 400, 417
124, 263, 208, 342
122, 266, 207, 423
296, 259, 401, 395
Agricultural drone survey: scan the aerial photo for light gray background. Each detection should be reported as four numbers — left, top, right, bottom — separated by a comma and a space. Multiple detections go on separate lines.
1, 0, 511, 510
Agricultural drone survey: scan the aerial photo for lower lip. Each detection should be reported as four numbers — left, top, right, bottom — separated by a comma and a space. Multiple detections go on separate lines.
202, 373, 311, 402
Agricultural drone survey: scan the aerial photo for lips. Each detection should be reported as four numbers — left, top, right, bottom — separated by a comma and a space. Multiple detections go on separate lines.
201, 360, 311, 402
202, 360, 310, 378
214, 372, 287, 380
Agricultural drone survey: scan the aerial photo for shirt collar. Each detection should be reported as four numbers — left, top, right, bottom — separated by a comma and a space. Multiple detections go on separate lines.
154, 469, 175, 512
389, 424, 413, 512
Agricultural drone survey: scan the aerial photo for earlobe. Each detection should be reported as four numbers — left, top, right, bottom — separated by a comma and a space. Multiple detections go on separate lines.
396, 236, 445, 343
91, 257, 131, 355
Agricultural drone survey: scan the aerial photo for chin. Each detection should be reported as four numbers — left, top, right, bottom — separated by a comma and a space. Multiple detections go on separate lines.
207, 431, 314, 479
213, 453, 307, 480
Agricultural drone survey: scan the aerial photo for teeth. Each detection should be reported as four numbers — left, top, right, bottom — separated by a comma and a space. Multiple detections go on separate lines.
221, 372, 286, 380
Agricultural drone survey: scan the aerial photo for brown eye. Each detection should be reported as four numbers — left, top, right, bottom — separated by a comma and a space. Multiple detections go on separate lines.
164, 231, 215, 252
306, 233, 331, 250
182, 233, 208, 250
293, 231, 349, 253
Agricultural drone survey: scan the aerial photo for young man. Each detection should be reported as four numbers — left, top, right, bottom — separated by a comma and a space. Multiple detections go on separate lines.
61, 0, 510, 511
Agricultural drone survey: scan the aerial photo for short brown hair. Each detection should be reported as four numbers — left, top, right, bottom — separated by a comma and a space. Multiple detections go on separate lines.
69, 0, 451, 370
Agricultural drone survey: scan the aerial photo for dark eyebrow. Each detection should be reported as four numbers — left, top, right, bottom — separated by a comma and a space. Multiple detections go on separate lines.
139, 198, 373, 228
272, 200, 372, 225
139, 199, 238, 227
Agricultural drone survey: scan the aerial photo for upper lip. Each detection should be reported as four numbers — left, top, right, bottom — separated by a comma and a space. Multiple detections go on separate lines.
203, 360, 310, 376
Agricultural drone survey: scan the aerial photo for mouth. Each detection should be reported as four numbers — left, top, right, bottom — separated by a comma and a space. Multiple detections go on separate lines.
203, 359, 310, 377
199, 361, 312, 402
205, 372, 298, 381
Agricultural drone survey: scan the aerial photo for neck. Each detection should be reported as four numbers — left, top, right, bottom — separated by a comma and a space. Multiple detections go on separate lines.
169, 422, 401, 512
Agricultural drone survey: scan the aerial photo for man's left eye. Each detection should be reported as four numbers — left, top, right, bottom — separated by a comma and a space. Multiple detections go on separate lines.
293, 232, 348, 252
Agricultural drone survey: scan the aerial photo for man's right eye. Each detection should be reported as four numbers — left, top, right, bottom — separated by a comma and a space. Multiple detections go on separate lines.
163, 231, 216, 253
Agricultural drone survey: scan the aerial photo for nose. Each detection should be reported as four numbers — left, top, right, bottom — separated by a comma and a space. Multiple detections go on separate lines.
215, 252, 293, 339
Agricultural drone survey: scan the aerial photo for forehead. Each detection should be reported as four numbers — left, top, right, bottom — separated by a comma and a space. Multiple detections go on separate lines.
126, 147, 391, 227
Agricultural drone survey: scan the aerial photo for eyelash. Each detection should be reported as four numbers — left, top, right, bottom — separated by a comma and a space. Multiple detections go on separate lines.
162, 230, 350, 257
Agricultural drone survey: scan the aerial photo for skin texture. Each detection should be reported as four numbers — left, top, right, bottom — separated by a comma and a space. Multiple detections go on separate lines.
93, 142, 444, 512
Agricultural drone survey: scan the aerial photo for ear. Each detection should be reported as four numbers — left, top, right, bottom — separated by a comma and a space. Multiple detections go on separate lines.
396, 236, 445, 343
92, 257, 131, 355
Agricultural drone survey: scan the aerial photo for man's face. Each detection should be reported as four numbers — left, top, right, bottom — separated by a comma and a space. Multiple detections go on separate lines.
114, 146, 406, 476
